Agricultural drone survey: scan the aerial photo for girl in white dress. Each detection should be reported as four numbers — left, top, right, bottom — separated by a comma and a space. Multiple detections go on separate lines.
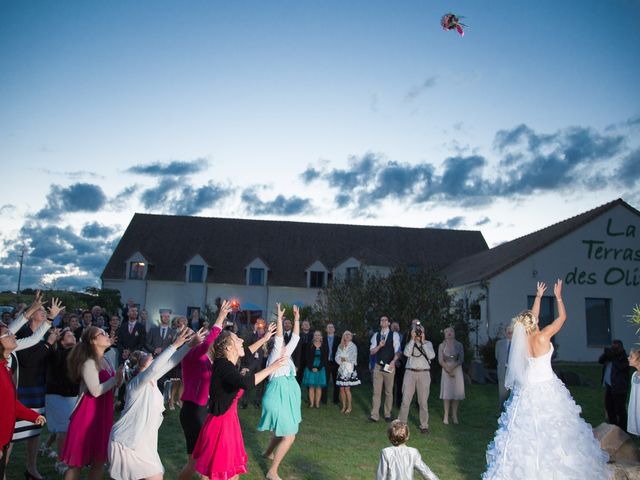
483, 280, 612, 480
627, 348, 640, 436
109, 327, 198, 480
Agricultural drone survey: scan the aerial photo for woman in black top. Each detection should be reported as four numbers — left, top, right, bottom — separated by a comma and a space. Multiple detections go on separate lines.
192, 331, 287, 480
302, 330, 328, 408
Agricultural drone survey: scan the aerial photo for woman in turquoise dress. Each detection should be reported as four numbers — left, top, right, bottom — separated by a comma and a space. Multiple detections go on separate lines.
258, 303, 301, 480
302, 331, 328, 408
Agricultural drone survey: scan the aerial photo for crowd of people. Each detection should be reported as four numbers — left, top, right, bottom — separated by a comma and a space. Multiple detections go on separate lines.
1, 282, 639, 479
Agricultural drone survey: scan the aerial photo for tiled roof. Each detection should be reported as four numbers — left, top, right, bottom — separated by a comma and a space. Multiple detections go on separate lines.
102, 214, 489, 287
441, 198, 640, 286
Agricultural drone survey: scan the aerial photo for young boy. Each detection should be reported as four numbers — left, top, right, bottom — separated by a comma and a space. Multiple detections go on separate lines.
376, 420, 439, 480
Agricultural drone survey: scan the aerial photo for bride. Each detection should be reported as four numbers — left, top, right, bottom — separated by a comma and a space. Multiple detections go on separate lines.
483, 280, 612, 479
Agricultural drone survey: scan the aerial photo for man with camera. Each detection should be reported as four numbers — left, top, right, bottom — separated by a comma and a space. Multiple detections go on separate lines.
599, 339, 630, 430
397, 319, 435, 434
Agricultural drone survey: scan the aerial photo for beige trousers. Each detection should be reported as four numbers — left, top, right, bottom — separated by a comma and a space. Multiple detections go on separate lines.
398, 370, 431, 429
370, 364, 395, 420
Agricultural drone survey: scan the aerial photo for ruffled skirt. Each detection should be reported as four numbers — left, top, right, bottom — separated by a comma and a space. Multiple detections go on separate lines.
483, 376, 612, 480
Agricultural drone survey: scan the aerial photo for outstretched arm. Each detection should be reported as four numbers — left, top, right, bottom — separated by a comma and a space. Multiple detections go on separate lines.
248, 322, 276, 355
540, 280, 566, 341
136, 328, 195, 385
292, 304, 300, 335
531, 282, 546, 319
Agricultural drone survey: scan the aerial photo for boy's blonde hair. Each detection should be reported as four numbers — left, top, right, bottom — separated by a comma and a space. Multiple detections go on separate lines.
387, 420, 409, 446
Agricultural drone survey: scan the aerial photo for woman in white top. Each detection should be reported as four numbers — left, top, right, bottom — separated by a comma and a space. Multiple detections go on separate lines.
335, 330, 360, 414
258, 303, 301, 480
627, 348, 640, 436
109, 326, 198, 480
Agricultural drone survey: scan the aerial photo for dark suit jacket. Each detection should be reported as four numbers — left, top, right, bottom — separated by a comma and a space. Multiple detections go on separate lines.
306, 343, 329, 370
298, 331, 313, 368
324, 335, 339, 364
599, 349, 630, 395
146, 325, 176, 355
117, 322, 147, 359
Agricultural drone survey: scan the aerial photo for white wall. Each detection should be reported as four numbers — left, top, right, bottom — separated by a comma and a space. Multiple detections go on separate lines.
484, 205, 640, 361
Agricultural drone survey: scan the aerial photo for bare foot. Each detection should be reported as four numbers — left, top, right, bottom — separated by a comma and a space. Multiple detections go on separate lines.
443, 418, 449, 425
453, 418, 459, 425
262, 451, 275, 461
266, 471, 282, 480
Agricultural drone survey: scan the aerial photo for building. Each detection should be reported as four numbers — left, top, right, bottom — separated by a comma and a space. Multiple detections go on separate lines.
442, 198, 640, 361
101, 213, 488, 328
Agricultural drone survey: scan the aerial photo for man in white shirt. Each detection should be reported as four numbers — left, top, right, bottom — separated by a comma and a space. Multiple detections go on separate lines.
369, 316, 401, 422
398, 319, 436, 433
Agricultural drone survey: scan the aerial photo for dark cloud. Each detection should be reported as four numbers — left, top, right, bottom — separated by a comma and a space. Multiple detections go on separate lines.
242, 189, 313, 216
327, 153, 378, 191
0, 221, 118, 291
475, 217, 490, 226
81, 222, 118, 239
126, 158, 208, 177
405, 76, 437, 102
35, 183, 107, 219
426, 216, 465, 229
110, 185, 138, 210
616, 148, 640, 187
140, 178, 230, 215
300, 166, 322, 184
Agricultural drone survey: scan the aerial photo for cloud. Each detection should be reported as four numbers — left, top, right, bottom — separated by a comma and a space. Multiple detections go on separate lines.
405, 76, 437, 102
35, 183, 107, 219
616, 148, 640, 187
126, 158, 209, 177
426, 216, 465, 229
0, 204, 16, 215
110, 185, 139, 210
140, 178, 230, 215
475, 216, 490, 226
300, 166, 322, 184
0, 220, 119, 291
81, 222, 118, 239
41, 169, 104, 180
241, 188, 313, 216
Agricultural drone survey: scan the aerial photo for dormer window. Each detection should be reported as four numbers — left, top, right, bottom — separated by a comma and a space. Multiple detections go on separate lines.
306, 260, 329, 288
189, 265, 205, 283
126, 252, 149, 280
185, 254, 209, 284
129, 262, 145, 280
245, 258, 269, 286
249, 268, 265, 285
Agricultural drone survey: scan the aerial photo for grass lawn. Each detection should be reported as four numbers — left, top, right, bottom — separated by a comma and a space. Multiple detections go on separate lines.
7, 363, 610, 479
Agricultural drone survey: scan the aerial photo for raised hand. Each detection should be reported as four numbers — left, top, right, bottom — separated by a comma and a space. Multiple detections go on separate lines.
173, 326, 194, 348
264, 322, 277, 341
276, 303, 285, 319
553, 279, 563, 299
217, 300, 233, 321
47, 297, 65, 320
293, 304, 300, 321
25, 290, 44, 318
189, 327, 206, 347
536, 282, 547, 298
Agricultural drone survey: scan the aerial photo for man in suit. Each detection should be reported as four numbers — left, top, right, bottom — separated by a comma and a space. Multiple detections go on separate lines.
147, 310, 176, 395
495, 325, 513, 410
599, 339, 631, 431
116, 305, 146, 409
321, 322, 340, 405
240, 319, 268, 408
296, 319, 313, 384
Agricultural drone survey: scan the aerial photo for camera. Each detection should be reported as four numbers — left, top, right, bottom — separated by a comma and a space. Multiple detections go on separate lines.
414, 321, 424, 337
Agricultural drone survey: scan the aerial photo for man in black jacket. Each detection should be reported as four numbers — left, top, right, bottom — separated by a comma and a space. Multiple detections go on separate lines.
599, 339, 630, 431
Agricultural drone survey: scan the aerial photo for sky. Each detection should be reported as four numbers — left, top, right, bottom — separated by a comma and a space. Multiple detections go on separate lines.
1, 0, 639, 292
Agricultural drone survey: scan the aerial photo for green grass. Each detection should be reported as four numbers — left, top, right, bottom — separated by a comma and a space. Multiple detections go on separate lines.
7, 364, 611, 479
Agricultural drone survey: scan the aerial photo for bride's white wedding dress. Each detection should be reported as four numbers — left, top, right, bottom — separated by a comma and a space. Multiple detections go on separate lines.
483, 344, 612, 479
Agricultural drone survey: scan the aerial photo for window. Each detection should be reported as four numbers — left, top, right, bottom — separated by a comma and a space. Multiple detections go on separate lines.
249, 268, 265, 286
309, 271, 325, 288
407, 264, 422, 275
585, 298, 611, 346
527, 296, 554, 329
345, 267, 358, 281
188, 265, 205, 283
129, 262, 145, 280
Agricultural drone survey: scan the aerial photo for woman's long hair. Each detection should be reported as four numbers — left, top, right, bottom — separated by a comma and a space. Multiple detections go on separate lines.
210, 330, 235, 361
67, 326, 101, 384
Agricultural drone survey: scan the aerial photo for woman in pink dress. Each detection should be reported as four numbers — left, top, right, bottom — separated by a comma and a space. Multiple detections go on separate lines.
61, 326, 124, 480
192, 330, 288, 480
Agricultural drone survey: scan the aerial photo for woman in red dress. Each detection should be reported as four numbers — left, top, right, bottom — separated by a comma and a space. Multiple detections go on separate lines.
192, 330, 287, 480
60, 326, 124, 480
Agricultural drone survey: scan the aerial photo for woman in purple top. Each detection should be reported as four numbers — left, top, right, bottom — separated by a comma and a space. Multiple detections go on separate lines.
177, 300, 231, 480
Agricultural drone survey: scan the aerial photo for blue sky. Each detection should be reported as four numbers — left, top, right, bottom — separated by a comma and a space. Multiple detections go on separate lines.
1, 0, 639, 291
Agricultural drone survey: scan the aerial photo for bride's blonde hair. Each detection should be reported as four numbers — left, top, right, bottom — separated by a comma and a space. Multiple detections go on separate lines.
512, 310, 538, 334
